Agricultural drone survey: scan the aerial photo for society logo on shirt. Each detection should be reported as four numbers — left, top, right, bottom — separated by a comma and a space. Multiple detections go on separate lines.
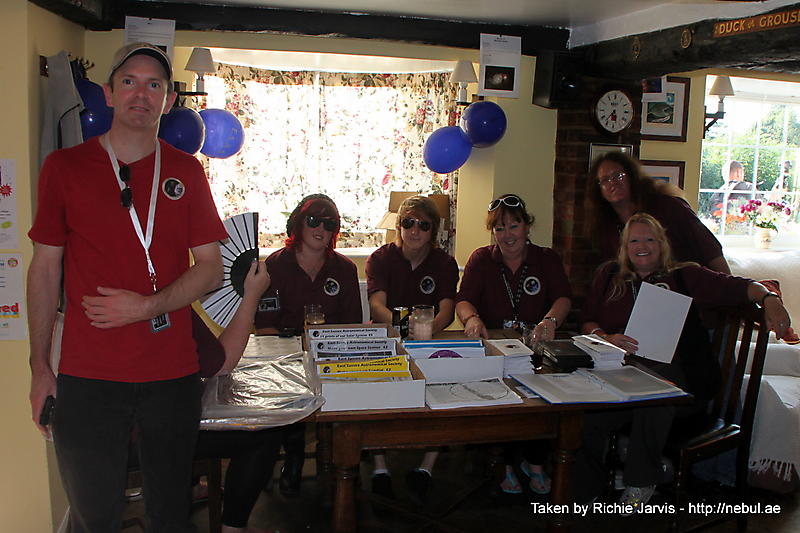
523, 276, 541, 296
162, 177, 185, 200
655, 282, 671, 291
420, 275, 436, 295
324, 277, 341, 296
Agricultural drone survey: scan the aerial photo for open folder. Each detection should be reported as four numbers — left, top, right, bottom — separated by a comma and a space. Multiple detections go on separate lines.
512, 366, 687, 404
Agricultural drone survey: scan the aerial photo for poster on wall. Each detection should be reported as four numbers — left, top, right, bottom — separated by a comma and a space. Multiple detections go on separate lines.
0, 159, 19, 250
0, 253, 26, 340
124, 16, 176, 60
478, 34, 521, 99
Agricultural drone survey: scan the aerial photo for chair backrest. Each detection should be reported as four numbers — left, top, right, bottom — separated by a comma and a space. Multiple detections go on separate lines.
708, 304, 770, 452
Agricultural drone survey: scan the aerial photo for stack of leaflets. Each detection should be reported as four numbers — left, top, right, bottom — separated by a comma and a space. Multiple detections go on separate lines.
402, 339, 486, 359
572, 334, 626, 369
512, 365, 687, 404
307, 327, 412, 383
485, 338, 534, 377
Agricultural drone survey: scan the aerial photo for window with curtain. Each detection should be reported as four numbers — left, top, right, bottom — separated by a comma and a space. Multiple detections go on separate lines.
195, 62, 460, 251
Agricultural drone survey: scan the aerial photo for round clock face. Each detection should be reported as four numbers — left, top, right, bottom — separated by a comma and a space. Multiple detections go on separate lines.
594, 90, 634, 133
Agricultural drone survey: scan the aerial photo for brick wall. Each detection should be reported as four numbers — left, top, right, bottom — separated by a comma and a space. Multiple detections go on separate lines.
549, 77, 642, 318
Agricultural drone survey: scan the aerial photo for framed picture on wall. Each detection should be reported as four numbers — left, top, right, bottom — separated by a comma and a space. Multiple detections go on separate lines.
640, 76, 690, 142
589, 143, 635, 169
641, 159, 686, 189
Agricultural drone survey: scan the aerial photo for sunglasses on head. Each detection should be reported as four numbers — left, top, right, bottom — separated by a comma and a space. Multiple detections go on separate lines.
488, 195, 525, 211
598, 171, 627, 188
119, 165, 132, 208
305, 215, 337, 231
400, 217, 432, 232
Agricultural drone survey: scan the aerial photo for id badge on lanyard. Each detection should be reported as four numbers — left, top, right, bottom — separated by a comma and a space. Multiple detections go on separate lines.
104, 137, 170, 333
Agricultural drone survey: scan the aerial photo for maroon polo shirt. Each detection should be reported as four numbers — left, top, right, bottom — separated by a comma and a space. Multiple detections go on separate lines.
254, 247, 362, 331
581, 262, 752, 334
366, 243, 459, 311
456, 242, 572, 329
596, 195, 724, 268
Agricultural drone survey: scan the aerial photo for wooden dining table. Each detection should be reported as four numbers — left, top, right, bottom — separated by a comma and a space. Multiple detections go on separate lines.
312, 329, 691, 532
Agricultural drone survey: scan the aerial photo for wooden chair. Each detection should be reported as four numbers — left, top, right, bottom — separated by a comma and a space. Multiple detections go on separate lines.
666, 303, 770, 532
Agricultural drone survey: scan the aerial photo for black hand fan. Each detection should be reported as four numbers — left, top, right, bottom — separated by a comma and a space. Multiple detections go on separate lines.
201, 212, 259, 327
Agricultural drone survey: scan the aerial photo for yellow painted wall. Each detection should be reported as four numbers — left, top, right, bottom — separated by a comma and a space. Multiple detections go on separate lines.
1, 2, 84, 531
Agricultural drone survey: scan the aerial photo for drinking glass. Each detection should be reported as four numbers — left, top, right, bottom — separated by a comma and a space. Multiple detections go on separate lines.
304, 303, 325, 325
410, 305, 434, 340
522, 322, 544, 372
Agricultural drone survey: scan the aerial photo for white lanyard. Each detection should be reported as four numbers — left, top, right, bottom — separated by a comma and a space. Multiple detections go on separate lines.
103, 135, 162, 292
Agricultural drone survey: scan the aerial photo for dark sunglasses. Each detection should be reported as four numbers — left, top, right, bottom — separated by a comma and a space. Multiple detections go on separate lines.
488, 195, 525, 211
119, 165, 132, 208
306, 215, 337, 231
400, 217, 432, 232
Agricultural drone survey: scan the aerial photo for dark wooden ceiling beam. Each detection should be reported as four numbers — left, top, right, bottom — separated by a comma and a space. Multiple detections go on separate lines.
581, 2, 800, 78
98, 1, 568, 54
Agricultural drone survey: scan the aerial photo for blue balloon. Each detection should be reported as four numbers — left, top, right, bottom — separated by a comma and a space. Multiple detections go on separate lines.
423, 126, 472, 174
199, 109, 245, 159
158, 106, 206, 155
75, 78, 113, 140
460, 101, 507, 148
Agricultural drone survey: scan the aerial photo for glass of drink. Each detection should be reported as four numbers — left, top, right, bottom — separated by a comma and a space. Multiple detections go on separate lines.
411, 305, 434, 340
522, 322, 544, 372
304, 303, 325, 325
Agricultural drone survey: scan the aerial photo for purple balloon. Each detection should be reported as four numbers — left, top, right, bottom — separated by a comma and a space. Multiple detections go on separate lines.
199, 108, 245, 159
423, 126, 472, 174
460, 101, 507, 148
75, 78, 113, 140
158, 106, 206, 155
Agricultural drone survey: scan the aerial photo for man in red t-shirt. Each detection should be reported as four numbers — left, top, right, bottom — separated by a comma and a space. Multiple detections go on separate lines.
27, 43, 226, 532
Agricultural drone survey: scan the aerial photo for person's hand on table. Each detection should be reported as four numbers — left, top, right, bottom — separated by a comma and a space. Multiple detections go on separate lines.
464, 315, 488, 339
602, 333, 639, 355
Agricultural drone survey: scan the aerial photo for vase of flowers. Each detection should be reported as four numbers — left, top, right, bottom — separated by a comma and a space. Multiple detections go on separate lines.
740, 199, 791, 249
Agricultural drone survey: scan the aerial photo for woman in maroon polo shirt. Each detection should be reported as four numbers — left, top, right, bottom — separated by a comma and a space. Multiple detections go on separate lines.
456, 193, 572, 495
365, 195, 459, 503
585, 152, 731, 273
576, 213, 791, 512
255, 194, 361, 497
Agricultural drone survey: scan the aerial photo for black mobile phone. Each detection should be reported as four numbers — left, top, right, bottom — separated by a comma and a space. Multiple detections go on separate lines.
39, 395, 55, 426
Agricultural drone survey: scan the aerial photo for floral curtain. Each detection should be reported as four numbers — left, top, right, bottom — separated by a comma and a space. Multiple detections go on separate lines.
195, 63, 460, 252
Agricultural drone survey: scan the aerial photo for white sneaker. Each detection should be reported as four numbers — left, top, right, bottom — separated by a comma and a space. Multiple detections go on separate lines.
619, 485, 655, 516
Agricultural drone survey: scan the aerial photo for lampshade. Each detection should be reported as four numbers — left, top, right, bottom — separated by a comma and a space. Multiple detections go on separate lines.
450, 60, 477, 84
184, 47, 215, 74
709, 75, 735, 97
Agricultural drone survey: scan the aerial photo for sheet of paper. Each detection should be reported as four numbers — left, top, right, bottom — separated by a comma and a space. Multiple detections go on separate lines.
478, 34, 521, 98
624, 282, 692, 363
124, 16, 175, 60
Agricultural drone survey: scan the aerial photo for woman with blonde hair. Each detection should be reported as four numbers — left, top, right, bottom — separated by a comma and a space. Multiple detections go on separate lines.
576, 213, 791, 511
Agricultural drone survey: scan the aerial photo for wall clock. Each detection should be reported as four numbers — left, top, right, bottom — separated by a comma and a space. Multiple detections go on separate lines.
592, 89, 634, 134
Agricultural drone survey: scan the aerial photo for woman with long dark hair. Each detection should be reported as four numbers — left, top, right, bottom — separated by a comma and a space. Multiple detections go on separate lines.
585, 152, 730, 273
